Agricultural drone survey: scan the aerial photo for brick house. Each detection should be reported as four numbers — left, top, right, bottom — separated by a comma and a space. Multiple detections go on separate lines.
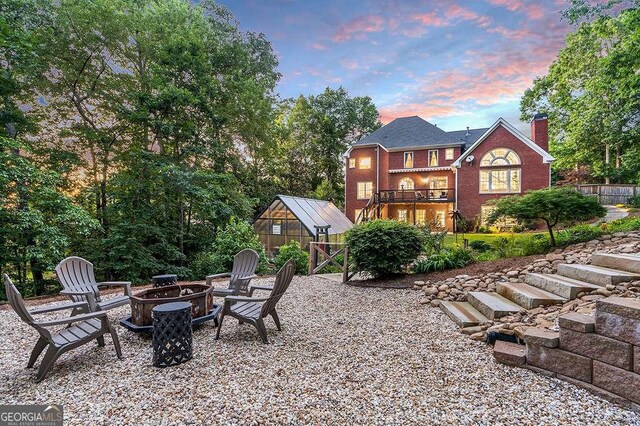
344, 114, 554, 229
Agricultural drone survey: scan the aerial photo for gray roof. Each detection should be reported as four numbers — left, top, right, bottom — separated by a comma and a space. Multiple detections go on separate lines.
353, 116, 465, 149
447, 128, 489, 151
274, 195, 352, 236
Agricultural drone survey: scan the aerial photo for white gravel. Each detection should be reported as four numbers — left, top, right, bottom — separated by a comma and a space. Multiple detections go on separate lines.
1, 276, 639, 425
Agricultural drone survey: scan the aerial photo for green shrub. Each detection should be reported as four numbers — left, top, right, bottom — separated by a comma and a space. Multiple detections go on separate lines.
273, 240, 308, 274
474, 250, 501, 262
413, 249, 473, 273
346, 219, 424, 278
476, 226, 492, 234
469, 240, 491, 252
555, 224, 602, 246
420, 228, 447, 255
627, 195, 640, 208
608, 217, 640, 233
192, 217, 268, 277
491, 237, 512, 257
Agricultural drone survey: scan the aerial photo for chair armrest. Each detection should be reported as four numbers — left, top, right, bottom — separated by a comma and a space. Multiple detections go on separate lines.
206, 273, 230, 286
29, 301, 90, 315
237, 274, 258, 281
248, 285, 273, 296
97, 281, 132, 296
224, 295, 269, 304
35, 311, 107, 327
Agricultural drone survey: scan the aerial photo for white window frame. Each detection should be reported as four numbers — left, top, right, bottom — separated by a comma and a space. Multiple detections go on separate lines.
445, 148, 454, 160
480, 148, 521, 167
398, 177, 415, 190
397, 209, 408, 222
416, 209, 426, 226
359, 157, 371, 169
404, 152, 414, 169
434, 210, 446, 228
349, 158, 356, 168
428, 149, 439, 167
357, 181, 373, 199
479, 168, 521, 194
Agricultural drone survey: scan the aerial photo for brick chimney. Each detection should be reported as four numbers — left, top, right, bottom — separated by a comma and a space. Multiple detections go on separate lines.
530, 113, 548, 152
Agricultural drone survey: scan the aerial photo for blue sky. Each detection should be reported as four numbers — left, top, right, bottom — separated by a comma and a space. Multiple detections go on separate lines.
219, 0, 571, 132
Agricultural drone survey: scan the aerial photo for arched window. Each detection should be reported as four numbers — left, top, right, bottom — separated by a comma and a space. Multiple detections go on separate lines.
480, 148, 520, 166
398, 177, 414, 190
479, 149, 521, 194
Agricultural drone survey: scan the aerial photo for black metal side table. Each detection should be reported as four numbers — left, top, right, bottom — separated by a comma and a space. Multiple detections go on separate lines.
152, 274, 178, 288
152, 302, 193, 367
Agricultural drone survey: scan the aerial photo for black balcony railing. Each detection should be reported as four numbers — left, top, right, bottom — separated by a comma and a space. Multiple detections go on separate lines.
376, 188, 455, 203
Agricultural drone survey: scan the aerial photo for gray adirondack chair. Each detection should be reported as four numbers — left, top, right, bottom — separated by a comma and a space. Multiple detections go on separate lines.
55, 256, 131, 313
215, 259, 296, 343
3, 274, 123, 382
206, 249, 260, 297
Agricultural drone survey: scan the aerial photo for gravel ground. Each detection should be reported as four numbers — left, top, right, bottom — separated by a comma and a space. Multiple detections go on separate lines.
1, 276, 639, 425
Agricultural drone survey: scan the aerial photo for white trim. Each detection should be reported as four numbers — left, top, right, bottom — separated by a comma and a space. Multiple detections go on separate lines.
344, 143, 388, 158
389, 166, 451, 173
479, 168, 522, 194
452, 117, 554, 167
386, 143, 463, 152
403, 151, 414, 169
428, 149, 439, 167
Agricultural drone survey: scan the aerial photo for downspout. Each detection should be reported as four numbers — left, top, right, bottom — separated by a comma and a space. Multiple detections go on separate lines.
454, 166, 459, 211
376, 145, 380, 195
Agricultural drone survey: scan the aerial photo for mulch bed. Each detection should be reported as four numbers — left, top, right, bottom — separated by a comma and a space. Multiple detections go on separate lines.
347, 254, 545, 289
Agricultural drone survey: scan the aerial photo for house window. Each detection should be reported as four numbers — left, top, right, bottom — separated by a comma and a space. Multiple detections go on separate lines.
429, 177, 448, 189
480, 169, 521, 193
416, 209, 426, 225
357, 182, 373, 199
349, 158, 356, 168
445, 148, 455, 160
434, 210, 446, 228
359, 157, 371, 169
428, 150, 438, 167
404, 152, 414, 168
398, 177, 415, 190
479, 148, 521, 193
397, 209, 408, 222
480, 148, 521, 166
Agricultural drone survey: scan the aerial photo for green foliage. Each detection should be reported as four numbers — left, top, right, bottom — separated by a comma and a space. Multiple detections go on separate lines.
206, 218, 268, 275
346, 220, 423, 278
469, 240, 492, 252
413, 249, 473, 273
273, 240, 308, 275
420, 228, 447, 255
521, 7, 640, 184
607, 217, 640, 233
627, 195, 640, 208
488, 188, 607, 245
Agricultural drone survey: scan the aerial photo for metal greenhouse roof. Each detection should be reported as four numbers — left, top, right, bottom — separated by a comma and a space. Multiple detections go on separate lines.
266, 195, 353, 236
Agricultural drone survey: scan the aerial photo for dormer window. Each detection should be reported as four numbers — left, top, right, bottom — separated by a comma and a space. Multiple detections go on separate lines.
404, 152, 414, 168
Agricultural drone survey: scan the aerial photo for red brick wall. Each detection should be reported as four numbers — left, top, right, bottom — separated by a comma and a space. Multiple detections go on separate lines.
388, 146, 463, 170
345, 146, 379, 222
388, 170, 454, 190
531, 117, 549, 152
456, 125, 550, 220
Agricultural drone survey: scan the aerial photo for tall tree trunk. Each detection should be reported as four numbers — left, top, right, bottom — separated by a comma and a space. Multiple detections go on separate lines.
605, 144, 610, 184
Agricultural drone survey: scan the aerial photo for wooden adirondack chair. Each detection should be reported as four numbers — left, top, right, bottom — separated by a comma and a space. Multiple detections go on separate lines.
4, 274, 123, 382
215, 259, 296, 343
55, 256, 132, 313
206, 249, 260, 297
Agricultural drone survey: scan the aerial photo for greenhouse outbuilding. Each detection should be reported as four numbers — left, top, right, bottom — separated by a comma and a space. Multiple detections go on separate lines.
253, 195, 353, 257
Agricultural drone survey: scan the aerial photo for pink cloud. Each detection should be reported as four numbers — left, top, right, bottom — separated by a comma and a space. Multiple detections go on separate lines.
332, 14, 385, 42
309, 42, 327, 50
379, 103, 458, 124
445, 4, 493, 27
412, 11, 448, 27
487, 26, 535, 40
488, 0, 546, 20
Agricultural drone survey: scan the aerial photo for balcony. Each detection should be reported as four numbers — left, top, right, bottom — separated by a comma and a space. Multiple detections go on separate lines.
375, 188, 455, 204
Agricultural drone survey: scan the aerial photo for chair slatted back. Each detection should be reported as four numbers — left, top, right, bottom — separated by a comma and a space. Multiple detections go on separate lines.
260, 259, 296, 318
229, 249, 260, 294
4, 274, 35, 325
55, 257, 100, 303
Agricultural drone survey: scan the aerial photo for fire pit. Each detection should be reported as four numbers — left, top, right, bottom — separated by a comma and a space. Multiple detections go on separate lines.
120, 283, 220, 333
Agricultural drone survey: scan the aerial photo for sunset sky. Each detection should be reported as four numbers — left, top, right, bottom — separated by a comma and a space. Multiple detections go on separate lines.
220, 0, 571, 132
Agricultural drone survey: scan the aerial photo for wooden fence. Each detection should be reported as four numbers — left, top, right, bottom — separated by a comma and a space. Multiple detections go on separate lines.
308, 242, 355, 283
576, 184, 640, 205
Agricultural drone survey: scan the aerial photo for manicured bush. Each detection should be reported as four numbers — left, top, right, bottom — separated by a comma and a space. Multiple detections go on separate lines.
192, 217, 268, 277
413, 249, 473, 273
273, 240, 308, 275
346, 220, 424, 278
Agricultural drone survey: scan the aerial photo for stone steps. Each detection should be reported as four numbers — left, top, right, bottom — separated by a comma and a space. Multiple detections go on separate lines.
467, 291, 522, 320
439, 301, 489, 327
556, 263, 640, 286
497, 282, 567, 310
591, 252, 640, 274
524, 273, 602, 299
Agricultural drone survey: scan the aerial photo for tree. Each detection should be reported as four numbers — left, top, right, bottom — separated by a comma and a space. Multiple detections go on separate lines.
487, 188, 607, 246
520, 6, 640, 184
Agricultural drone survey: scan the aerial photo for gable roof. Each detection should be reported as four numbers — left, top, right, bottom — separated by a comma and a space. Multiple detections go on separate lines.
447, 128, 489, 151
352, 116, 465, 150
452, 117, 555, 167
261, 195, 353, 236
